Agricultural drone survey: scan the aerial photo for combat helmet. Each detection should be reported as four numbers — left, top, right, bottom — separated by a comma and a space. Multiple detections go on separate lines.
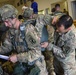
43, 14, 53, 25
0, 4, 18, 21
23, 7, 33, 18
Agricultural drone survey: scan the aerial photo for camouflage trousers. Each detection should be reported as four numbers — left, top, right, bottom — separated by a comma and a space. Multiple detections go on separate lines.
53, 57, 64, 75
42, 50, 55, 75
13, 62, 40, 75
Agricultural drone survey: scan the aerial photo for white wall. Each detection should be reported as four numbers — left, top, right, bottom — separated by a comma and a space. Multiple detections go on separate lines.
51, 1, 68, 12
13, 0, 67, 15
14, 0, 31, 15
13, 0, 75, 19
71, 1, 76, 20
14, 0, 24, 15
67, 0, 76, 19
35, 0, 67, 14
35, 0, 75, 19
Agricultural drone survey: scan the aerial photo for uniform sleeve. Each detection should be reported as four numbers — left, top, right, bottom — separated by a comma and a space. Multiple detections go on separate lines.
0, 32, 12, 54
47, 35, 76, 59
17, 49, 42, 63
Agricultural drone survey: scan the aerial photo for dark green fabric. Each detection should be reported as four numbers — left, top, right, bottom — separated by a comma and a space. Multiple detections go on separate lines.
0, 66, 3, 75
13, 62, 40, 75
13, 62, 28, 75
29, 65, 40, 75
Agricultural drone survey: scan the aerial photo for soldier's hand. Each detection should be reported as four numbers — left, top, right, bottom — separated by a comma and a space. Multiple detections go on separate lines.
9, 55, 18, 63
52, 16, 59, 25
41, 42, 49, 48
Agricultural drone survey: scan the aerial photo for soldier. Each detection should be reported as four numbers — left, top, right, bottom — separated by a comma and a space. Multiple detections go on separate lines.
35, 13, 64, 75
38, 12, 65, 75
41, 15, 76, 75
44, 25, 55, 75
54, 4, 62, 15
23, 9, 55, 75
0, 4, 48, 75
36, 14, 55, 75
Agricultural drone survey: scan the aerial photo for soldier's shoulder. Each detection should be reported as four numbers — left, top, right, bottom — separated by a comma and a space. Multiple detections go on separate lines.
66, 30, 75, 40
53, 11, 62, 15
20, 19, 36, 27
69, 30, 75, 36
62, 30, 75, 42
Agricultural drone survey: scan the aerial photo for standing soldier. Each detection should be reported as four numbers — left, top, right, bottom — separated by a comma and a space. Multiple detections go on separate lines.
24, 11, 55, 75
40, 13, 64, 75
41, 15, 76, 75
54, 4, 62, 14
35, 13, 64, 75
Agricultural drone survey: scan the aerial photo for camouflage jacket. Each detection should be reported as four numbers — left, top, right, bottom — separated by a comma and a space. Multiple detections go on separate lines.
0, 22, 44, 64
47, 29, 76, 70
0, 20, 47, 75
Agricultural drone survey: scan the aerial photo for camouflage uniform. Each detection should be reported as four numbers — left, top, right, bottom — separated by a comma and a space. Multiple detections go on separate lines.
47, 29, 76, 75
0, 24, 47, 75
71, 24, 76, 59
37, 13, 67, 75
40, 12, 66, 75
0, 5, 48, 75
23, 13, 55, 75
36, 14, 55, 75
42, 24, 55, 75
